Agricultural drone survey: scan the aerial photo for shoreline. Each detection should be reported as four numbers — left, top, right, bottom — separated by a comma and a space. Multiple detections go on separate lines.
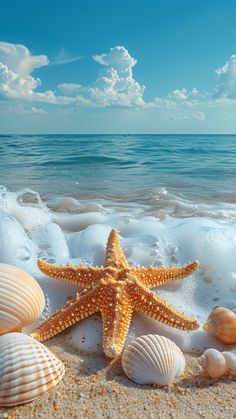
1, 338, 236, 419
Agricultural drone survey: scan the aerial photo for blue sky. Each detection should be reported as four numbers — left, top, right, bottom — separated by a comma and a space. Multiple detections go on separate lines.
1, 0, 236, 133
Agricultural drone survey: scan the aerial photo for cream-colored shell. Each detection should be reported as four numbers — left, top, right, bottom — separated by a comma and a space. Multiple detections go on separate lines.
222, 351, 236, 376
0, 263, 45, 335
0, 333, 65, 406
203, 307, 236, 344
198, 348, 236, 378
122, 334, 185, 386
197, 349, 226, 378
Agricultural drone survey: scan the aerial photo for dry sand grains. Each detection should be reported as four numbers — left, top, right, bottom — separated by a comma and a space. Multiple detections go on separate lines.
1, 338, 236, 419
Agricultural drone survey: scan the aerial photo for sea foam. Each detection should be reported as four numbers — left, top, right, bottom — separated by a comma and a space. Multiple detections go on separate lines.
0, 185, 236, 354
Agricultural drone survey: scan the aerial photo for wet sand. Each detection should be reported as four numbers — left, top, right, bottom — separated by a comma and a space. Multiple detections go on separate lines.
1, 338, 236, 419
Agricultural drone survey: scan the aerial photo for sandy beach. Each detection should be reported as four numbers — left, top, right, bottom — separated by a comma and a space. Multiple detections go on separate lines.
1, 336, 236, 419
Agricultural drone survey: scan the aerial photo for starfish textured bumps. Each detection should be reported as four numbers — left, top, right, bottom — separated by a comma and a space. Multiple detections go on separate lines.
31, 229, 199, 358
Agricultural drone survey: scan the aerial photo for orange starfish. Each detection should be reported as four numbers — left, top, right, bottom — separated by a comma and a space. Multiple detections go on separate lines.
31, 229, 199, 358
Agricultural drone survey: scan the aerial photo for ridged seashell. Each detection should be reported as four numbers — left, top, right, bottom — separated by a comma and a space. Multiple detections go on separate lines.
222, 351, 236, 376
122, 334, 185, 386
0, 333, 65, 406
0, 263, 45, 335
197, 349, 227, 378
203, 307, 236, 344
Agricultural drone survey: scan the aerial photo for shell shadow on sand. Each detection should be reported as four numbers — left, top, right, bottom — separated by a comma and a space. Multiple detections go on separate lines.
105, 354, 236, 391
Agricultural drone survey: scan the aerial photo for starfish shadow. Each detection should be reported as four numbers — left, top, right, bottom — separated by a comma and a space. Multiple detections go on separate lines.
65, 346, 110, 376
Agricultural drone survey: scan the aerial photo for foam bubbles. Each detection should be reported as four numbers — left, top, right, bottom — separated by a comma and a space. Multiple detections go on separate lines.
32, 222, 69, 264
1, 186, 236, 354
0, 209, 36, 274
68, 224, 112, 264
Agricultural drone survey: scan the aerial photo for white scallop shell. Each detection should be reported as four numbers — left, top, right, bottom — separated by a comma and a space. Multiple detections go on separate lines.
122, 334, 185, 386
198, 348, 227, 378
0, 333, 65, 406
0, 263, 45, 335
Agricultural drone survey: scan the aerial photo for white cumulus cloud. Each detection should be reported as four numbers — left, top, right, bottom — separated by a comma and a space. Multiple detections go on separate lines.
0, 42, 55, 102
0, 62, 40, 98
91, 46, 145, 106
93, 45, 137, 74
214, 55, 236, 98
0, 42, 76, 104
0, 41, 48, 76
0, 61, 64, 103
0, 42, 145, 108
168, 87, 199, 101
170, 88, 189, 100
60, 46, 145, 107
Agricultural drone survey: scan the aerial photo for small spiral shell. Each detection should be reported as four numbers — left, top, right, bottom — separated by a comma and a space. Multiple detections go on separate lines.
197, 349, 227, 378
198, 348, 236, 378
222, 351, 236, 376
203, 307, 236, 344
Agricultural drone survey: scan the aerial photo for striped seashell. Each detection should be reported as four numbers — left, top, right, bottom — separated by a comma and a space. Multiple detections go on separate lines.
197, 349, 227, 378
203, 307, 236, 344
0, 263, 45, 335
122, 334, 185, 386
0, 333, 65, 406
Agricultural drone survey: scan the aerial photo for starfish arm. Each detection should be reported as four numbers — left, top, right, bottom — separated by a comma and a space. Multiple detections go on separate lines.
30, 286, 102, 341
105, 228, 129, 268
127, 282, 199, 331
101, 292, 133, 358
131, 260, 199, 288
37, 259, 109, 287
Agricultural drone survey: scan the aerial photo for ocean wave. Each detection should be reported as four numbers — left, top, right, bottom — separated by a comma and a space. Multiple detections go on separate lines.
1, 134, 236, 198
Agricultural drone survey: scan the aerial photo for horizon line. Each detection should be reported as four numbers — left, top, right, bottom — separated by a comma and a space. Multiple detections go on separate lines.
0, 133, 236, 136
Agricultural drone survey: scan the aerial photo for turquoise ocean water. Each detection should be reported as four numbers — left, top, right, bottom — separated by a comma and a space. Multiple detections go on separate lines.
0, 134, 235, 202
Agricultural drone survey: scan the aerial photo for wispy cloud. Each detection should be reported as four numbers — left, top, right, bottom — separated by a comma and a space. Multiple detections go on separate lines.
50, 48, 84, 66
8, 103, 47, 114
